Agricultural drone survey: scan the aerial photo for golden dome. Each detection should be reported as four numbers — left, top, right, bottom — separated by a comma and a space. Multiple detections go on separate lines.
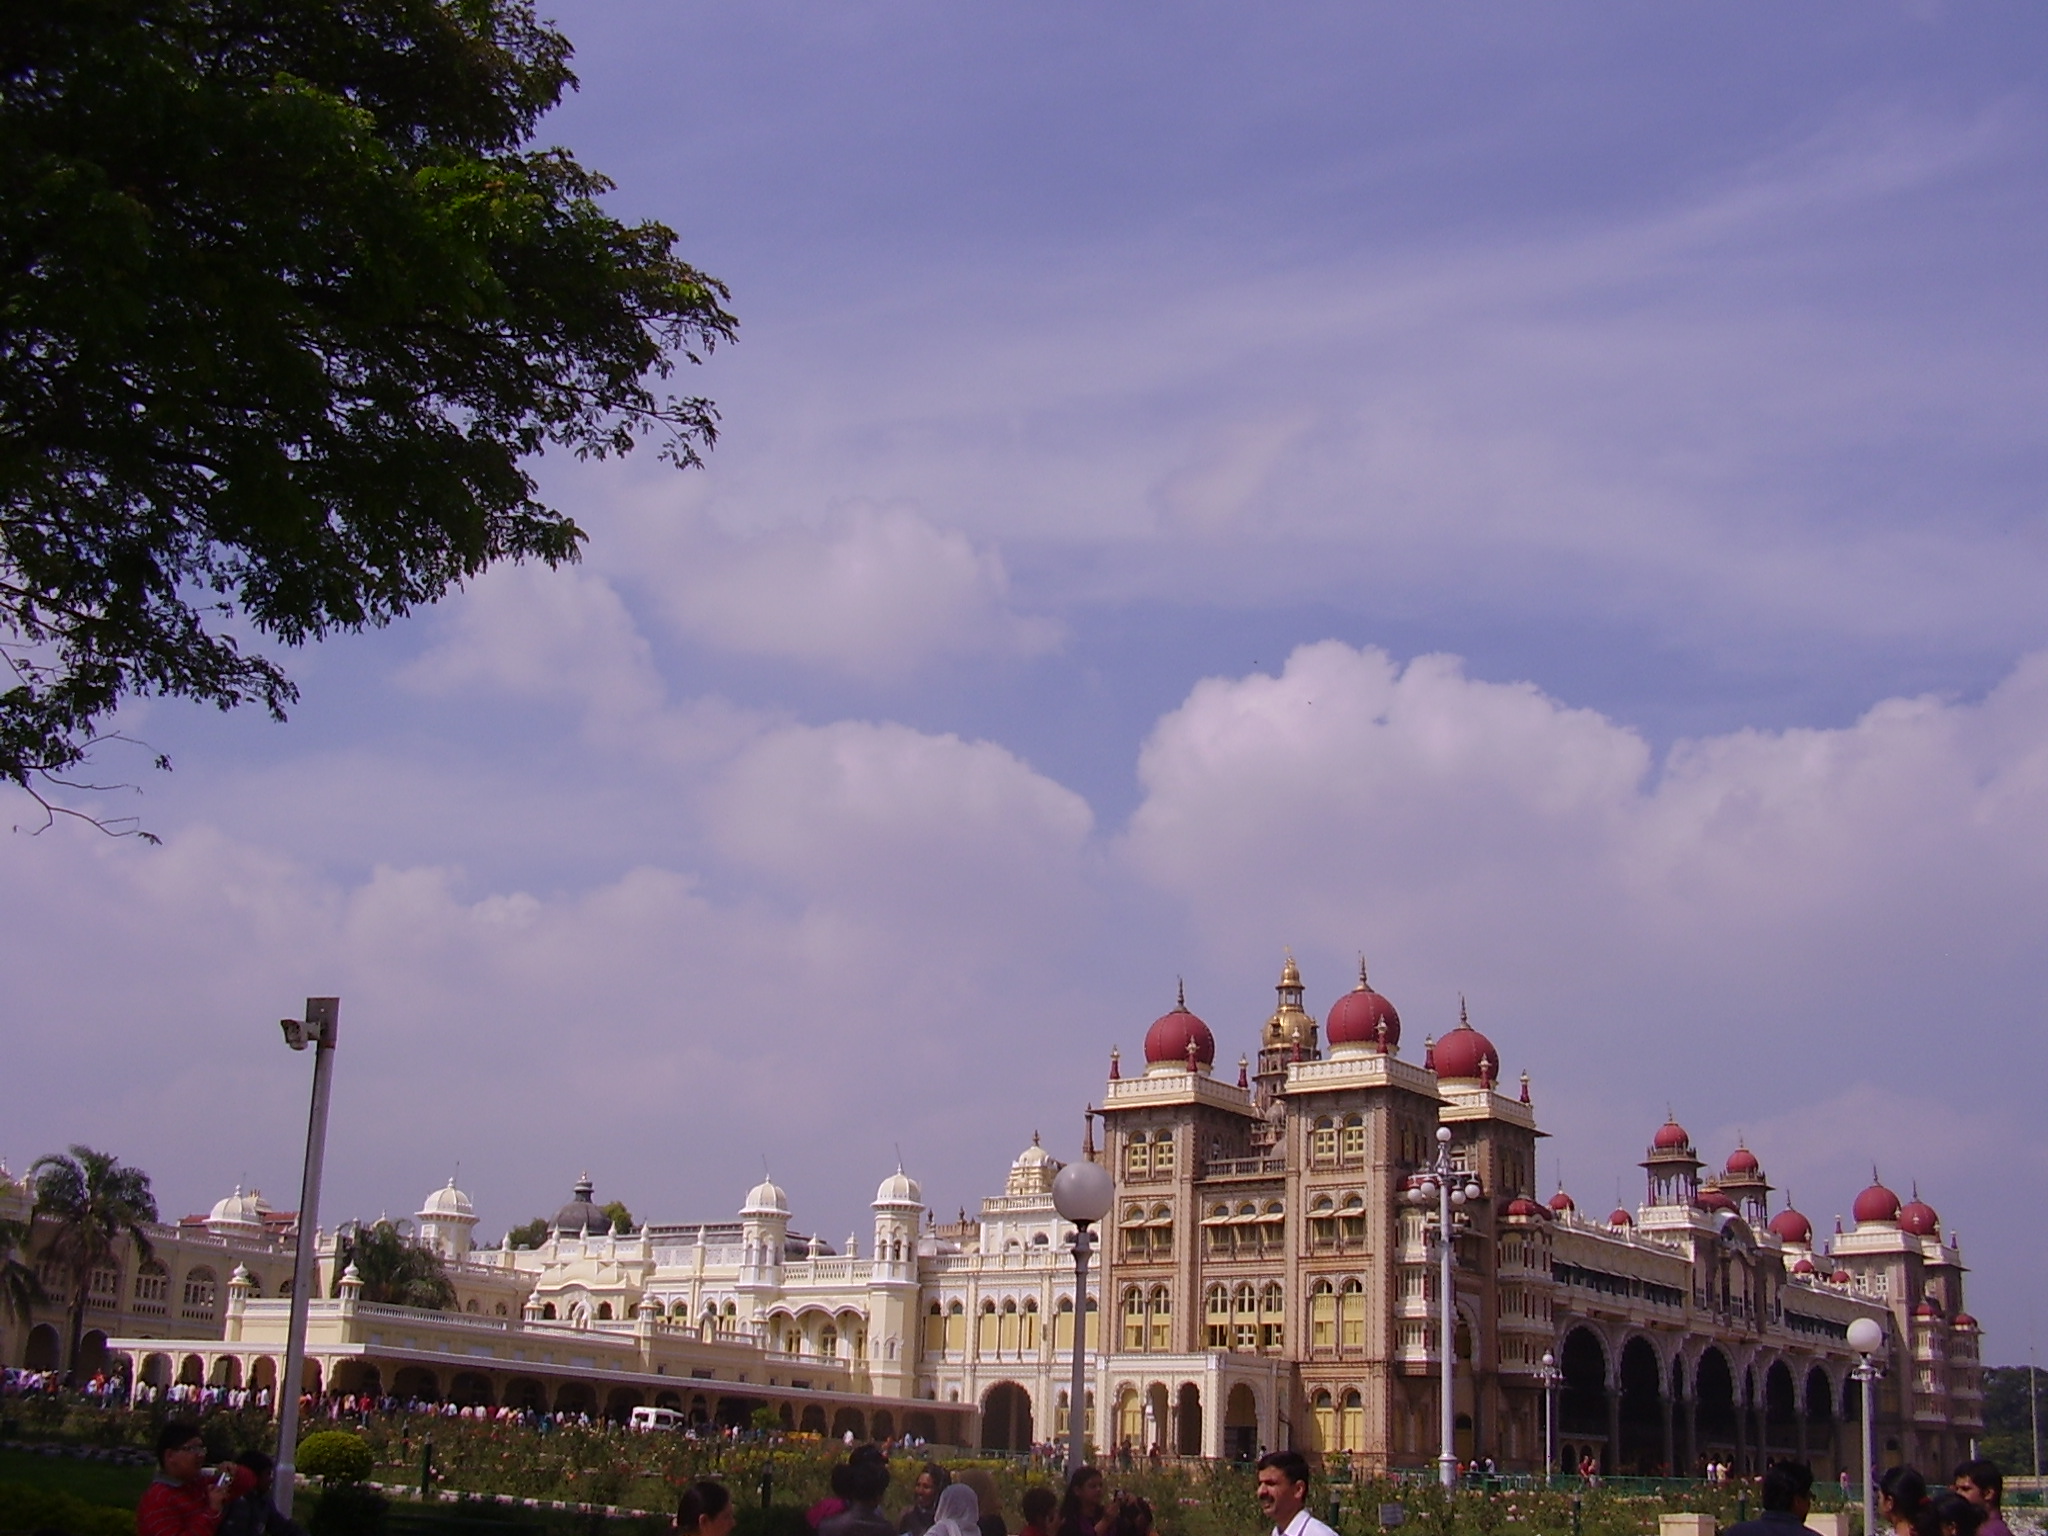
1262, 951, 1317, 1048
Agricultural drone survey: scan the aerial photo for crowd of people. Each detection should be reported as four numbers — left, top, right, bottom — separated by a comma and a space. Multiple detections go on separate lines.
1722, 1458, 2017, 1536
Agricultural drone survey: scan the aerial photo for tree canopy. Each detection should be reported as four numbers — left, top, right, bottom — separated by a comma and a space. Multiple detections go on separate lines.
1, 0, 734, 826
332, 1218, 455, 1309
28, 1145, 157, 1378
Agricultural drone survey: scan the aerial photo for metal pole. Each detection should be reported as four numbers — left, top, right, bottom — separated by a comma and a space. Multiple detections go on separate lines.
1438, 1136, 1456, 1491
1542, 1357, 1557, 1487
273, 998, 339, 1516
1068, 1224, 1095, 1473
1858, 1359, 1875, 1536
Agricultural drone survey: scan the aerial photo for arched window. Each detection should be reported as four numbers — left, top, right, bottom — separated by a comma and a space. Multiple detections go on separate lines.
1309, 1195, 1337, 1249
1341, 1114, 1366, 1162
1259, 1282, 1285, 1349
1340, 1192, 1366, 1243
820, 1325, 838, 1358
1151, 1203, 1175, 1259
1125, 1133, 1150, 1178
1232, 1284, 1257, 1350
465, 1298, 480, 1313
1311, 1389, 1335, 1449
1310, 1279, 1337, 1348
1205, 1285, 1230, 1348
1339, 1277, 1366, 1348
1339, 1388, 1365, 1451
1148, 1286, 1171, 1352
596, 1301, 613, 1320
135, 1260, 169, 1308
1152, 1133, 1175, 1175
541, 1302, 558, 1320
181, 1267, 217, 1315
1123, 1287, 1147, 1351
1312, 1116, 1337, 1162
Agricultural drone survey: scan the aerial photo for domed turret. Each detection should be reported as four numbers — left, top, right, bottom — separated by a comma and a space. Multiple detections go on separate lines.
1503, 1196, 1551, 1220
1652, 1117, 1691, 1152
1641, 1113, 1703, 1208
1899, 1188, 1940, 1237
420, 1176, 474, 1220
205, 1185, 269, 1236
1725, 1146, 1760, 1175
1769, 1205, 1814, 1246
553, 1174, 608, 1236
873, 1167, 921, 1208
1004, 1133, 1060, 1198
1696, 1188, 1737, 1214
1144, 982, 1215, 1075
1608, 1207, 1633, 1228
1326, 959, 1402, 1057
417, 1175, 479, 1261
744, 1175, 791, 1216
1432, 997, 1498, 1083
1852, 1178, 1901, 1227
1548, 1187, 1576, 1215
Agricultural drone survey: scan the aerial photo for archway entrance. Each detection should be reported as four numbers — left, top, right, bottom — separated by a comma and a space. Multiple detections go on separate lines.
1559, 1327, 1609, 1469
1224, 1384, 1258, 1462
1696, 1347, 1737, 1466
1618, 1337, 1665, 1474
982, 1382, 1033, 1452
24, 1325, 60, 1371
1176, 1384, 1203, 1457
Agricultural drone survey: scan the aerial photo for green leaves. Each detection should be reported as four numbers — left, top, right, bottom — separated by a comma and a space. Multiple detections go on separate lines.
0, 0, 735, 813
332, 1219, 457, 1310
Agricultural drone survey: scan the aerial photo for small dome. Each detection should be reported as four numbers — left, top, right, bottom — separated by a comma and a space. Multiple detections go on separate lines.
207, 1186, 268, 1231
744, 1175, 790, 1216
1651, 1117, 1691, 1152
1792, 1257, 1816, 1275
553, 1173, 608, 1235
1829, 1269, 1852, 1285
1725, 1146, 1760, 1176
1953, 1313, 1978, 1329
420, 1177, 475, 1221
1548, 1188, 1576, 1214
873, 1167, 922, 1207
1144, 986, 1215, 1072
1503, 1196, 1550, 1220
1914, 1298, 1942, 1319
1768, 1206, 1812, 1245
1898, 1196, 1939, 1237
1852, 1180, 1901, 1226
1608, 1207, 1633, 1227
1432, 999, 1498, 1083
1005, 1135, 1059, 1197
1326, 961, 1402, 1053
1696, 1188, 1737, 1214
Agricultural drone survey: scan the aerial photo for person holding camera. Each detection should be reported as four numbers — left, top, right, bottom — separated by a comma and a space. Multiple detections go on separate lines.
139, 1424, 233, 1536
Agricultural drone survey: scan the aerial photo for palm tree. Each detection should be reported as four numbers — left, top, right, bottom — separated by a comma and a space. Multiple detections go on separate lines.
29, 1145, 157, 1380
0, 1214, 47, 1330
331, 1220, 454, 1310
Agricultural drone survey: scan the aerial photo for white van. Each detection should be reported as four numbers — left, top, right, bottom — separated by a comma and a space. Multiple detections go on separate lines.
629, 1406, 684, 1432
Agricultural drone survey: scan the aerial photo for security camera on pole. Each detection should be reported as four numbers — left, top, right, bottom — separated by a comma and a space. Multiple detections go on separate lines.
272, 998, 339, 1515
1847, 1316, 1885, 1536
1404, 1125, 1481, 1489
1051, 1158, 1114, 1473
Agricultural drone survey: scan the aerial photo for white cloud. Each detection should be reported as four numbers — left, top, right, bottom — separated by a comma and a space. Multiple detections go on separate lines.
615, 502, 1061, 679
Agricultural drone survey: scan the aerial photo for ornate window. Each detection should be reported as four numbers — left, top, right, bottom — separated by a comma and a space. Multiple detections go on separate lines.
1152, 1134, 1175, 1176
181, 1267, 217, 1315
1341, 1115, 1366, 1162
1309, 1195, 1338, 1249
1123, 1287, 1148, 1350
1205, 1285, 1230, 1348
1125, 1134, 1150, 1178
1232, 1284, 1257, 1350
1340, 1277, 1366, 1348
1311, 1116, 1337, 1163
1340, 1192, 1367, 1243
1310, 1279, 1337, 1347
1259, 1282, 1285, 1349
1148, 1286, 1171, 1352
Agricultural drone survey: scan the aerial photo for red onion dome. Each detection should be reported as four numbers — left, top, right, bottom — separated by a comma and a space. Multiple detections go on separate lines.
1829, 1269, 1852, 1285
1608, 1207, 1633, 1227
1144, 984, 1215, 1070
1725, 1146, 1760, 1175
1792, 1258, 1816, 1275
1768, 1207, 1813, 1245
1432, 998, 1498, 1081
1852, 1180, 1901, 1226
1503, 1196, 1551, 1220
1914, 1299, 1942, 1319
1953, 1313, 1978, 1329
1651, 1117, 1691, 1151
1548, 1188, 1576, 1214
1898, 1196, 1940, 1237
1696, 1188, 1737, 1214
1326, 960, 1402, 1052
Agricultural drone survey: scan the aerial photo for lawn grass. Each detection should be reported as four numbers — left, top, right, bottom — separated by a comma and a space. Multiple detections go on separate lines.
0, 1446, 153, 1508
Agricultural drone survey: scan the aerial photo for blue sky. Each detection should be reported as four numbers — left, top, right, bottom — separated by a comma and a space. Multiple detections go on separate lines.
5, 4, 2046, 1354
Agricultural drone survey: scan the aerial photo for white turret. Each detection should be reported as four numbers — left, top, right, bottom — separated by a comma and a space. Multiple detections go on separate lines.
871, 1166, 923, 1284
415, 1176, 478, 1261
737, 1175, 790, 1293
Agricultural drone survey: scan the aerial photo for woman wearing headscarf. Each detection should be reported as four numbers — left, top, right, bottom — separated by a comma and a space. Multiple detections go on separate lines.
928, 1483, 984, 1536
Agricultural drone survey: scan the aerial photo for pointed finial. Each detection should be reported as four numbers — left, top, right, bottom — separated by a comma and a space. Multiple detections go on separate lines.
1109, 1045, 1120, 1080
1176, 977, 1186, 1010
1458, 994, 1470, 1029
1032, 1129, 1041, 1147
1519, 1068, 1531, 1105
1237, 1055, 1250, 1089
1358, 954, 1370, 988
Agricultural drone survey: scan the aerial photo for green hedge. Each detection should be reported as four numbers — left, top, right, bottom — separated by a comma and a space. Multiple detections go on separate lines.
0, 1478, 140, 1536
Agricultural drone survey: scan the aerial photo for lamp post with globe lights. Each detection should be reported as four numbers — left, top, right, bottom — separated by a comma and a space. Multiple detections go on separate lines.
272, 997, 339, 1515
1847, 1316, 1885, 1536
1404, 1125, 1481, 1489
1052, 1157, 1114, 1472
1537, 1349, 1563, 1486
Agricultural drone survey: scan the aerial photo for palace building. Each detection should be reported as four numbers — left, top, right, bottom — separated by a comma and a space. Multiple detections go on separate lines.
2, 956, 1983, 1473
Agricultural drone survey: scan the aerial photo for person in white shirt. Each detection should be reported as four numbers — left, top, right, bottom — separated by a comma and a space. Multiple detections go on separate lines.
1255, 1452, 1337, 1536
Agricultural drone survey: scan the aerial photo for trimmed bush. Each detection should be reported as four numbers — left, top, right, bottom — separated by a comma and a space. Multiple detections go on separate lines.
298, 1431, 376, 1485
0, 1479, 139, 1536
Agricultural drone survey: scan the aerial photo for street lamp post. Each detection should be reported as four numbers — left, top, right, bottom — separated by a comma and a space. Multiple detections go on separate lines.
1404, 1125, 1480, 1489
1051, 1158, 1114, 1474
272, 998, 340, 1516
1538, 1350, 1562, 1487
1847, 1316, 1885, 1536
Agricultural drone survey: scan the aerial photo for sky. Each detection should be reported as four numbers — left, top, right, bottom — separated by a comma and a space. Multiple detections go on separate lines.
5, 3, 2046, 1355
